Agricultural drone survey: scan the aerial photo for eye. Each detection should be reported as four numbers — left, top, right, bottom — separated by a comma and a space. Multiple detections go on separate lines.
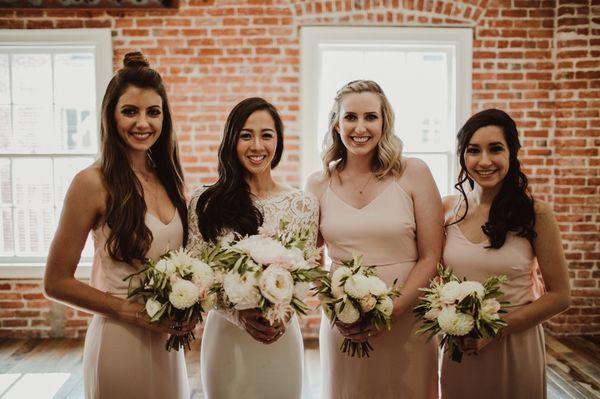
466, 147, 479, 154
121, 108, 137, 117
490, 145, 505, 153
239, 132, 252, 140
365, 114, 379, 121
148, 108, 162, 117
262, 131, 274, 139
344, 114, 357, 121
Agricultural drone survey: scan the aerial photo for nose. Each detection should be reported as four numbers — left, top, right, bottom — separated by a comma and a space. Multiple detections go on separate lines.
355, 119, 367, 133
135, 114, 150, 130
479, 151, 492, 166
250, 136, 263, 150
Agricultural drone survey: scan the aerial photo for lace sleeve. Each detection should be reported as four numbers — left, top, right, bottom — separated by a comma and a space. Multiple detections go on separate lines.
186, 187, 206, 256
297, 192, 319, 252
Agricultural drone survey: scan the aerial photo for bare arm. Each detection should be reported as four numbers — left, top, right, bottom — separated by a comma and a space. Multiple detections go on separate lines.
44, 168, 192, 335
392, 158, 444, 320
501, 201, 571, 335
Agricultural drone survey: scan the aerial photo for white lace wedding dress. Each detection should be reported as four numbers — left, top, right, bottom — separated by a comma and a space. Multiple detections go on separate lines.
187, 188, 319, 399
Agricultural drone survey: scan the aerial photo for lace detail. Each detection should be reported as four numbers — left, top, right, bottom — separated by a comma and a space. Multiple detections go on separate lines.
186, 187, 320, 327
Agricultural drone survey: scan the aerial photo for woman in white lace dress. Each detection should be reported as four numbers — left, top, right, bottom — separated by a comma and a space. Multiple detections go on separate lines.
187, 97, 318, 399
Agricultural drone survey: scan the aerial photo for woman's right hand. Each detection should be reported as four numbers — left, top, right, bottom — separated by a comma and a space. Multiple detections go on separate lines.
237, 308, 285, 344
120, 300, 198, 336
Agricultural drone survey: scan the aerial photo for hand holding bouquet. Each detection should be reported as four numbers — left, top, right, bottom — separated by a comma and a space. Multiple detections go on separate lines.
204, 219, 325, 330
316, 254, 399, 358
124, 248, 217, 351
414, 264, 509, 362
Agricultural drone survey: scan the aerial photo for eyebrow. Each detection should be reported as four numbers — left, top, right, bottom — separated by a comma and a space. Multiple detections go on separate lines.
467, 141, 505, 146
120, 104, 162, 109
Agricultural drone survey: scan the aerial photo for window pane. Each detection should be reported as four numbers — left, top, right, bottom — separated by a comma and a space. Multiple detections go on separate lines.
15, 207, 54, 256
0, 159, 11, 205
399, 52, 450, 153
408, 153, 450, 195
0, 54, 9, 104
0, 207, 14, 256
55, 106, 97, 152
11, 54, 52, 105
54, 53, 95, 106
0, 105, 11, 150
54, 157, 94, 204
13, 158, 53, 205
12, 105, 55, 152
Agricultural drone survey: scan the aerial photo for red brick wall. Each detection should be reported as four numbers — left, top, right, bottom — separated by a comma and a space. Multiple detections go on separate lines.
0, 0, 598, 338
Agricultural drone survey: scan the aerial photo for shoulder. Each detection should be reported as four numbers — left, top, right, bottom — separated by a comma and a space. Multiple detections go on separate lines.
401, 157, 431, 177
71, 164, 105, 197
533, 200, 555, 226
442, 195, 461, 214
189, 185, 210, 205
304, 171, 329, 200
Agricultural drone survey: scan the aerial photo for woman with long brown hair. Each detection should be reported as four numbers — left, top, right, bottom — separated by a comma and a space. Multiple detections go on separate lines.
44, 52, 191, 399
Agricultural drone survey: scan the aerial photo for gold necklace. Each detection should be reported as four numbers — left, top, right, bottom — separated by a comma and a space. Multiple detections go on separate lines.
355, 173, 374, 194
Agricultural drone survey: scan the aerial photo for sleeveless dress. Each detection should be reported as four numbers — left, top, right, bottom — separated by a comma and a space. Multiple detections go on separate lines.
83, 213, 190, 399
187, 188, 319, 399
318, 178, 438, 399
441, 222, 546, 399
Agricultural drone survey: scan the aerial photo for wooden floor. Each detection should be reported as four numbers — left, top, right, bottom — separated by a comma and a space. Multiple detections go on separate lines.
0, 335, 598, 399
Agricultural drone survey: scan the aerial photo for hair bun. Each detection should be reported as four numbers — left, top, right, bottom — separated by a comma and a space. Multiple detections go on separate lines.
123, 51, 150, 68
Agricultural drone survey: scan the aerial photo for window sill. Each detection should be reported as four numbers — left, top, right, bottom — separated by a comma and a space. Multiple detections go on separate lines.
0, 263, 92, 279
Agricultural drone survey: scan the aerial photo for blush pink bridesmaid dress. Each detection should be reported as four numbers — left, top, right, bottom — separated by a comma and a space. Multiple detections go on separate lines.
83, 213, 190, 399
318, 178, 438, 399
441, 221, 546, 399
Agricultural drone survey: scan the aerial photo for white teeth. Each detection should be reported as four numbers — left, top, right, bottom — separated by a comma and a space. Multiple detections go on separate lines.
477, 170, 496, 176
351, 136, 370, 143
249, 156, 265, 163
131, 132, 151, 139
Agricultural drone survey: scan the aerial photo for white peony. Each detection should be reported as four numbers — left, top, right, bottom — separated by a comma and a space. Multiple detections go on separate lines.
376, 296, 394, 316
439, 281, 463, 304
265, 303, 293, 325
284, 247, 309, 270
437, 306, 474, 336
201, 292, 217, 311
259, 265, 294, 305
190, 260, 215, 291
367, 276, 388, 296
223, 271, 261, 310
344, 274, 371, 299
293, 282, 311, 301
481, 298, 501, 319
424, 306, 442, 321
234, 236, 289, 265
459, 281, 486, 300
169, 279, 200, 310
155, 258, 176, 276
331, 266, 352, 299
335, 300, 360, 324
219, 231, 236, 247
145, 297, 163, 318
359, 294, 377, 312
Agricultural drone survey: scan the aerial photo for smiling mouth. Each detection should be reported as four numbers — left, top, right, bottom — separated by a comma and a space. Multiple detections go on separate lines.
248, 155, 266, 165
351, 136, 371, 144
130, 132, 153, 140
475, 169, 497, 176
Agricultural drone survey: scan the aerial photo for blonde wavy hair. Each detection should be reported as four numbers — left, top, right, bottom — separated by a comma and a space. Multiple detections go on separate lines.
322, 80, 403, 179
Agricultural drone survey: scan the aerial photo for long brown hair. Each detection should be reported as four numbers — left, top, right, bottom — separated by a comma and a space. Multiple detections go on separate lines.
100, 52, 187, 263
195, 97, 284, 243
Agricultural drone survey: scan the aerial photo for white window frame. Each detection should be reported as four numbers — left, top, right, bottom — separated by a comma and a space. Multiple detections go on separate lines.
0, 29, 112, 278
300, 27, 472, 188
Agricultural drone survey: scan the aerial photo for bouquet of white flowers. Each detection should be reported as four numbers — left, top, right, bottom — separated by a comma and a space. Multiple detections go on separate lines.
316, 254, 399, 358
124, 248, 217, 351
202, 219, 325, 326
414, 264, 509, 362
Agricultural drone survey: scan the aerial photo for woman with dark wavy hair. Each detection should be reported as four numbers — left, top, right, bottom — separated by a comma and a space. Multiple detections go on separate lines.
441, 109, 570, 398
44, 52, 191, 399
187, 97, 318, 398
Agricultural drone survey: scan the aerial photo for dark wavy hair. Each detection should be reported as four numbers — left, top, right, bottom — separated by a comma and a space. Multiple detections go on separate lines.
195, 97, 284, 243
100, 51, 187, 263
450, 109, 536, 249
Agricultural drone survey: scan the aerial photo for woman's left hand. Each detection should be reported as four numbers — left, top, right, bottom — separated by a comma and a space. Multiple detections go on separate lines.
459, 336, 494, 354
336, 321, 382, 342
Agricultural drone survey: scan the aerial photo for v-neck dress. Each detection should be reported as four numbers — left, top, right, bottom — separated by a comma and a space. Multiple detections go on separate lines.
83, 212, 189, 399
441, 223, 546, 399
318, 178, 438, 399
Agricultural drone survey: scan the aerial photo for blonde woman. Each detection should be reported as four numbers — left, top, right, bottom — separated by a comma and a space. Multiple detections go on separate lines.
306, 80, 443, 398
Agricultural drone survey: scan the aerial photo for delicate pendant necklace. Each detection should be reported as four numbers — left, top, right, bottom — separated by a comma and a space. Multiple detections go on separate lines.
356, 173, 374, 194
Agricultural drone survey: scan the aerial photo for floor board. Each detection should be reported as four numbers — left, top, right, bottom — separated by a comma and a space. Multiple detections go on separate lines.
0, 335, 597, 398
